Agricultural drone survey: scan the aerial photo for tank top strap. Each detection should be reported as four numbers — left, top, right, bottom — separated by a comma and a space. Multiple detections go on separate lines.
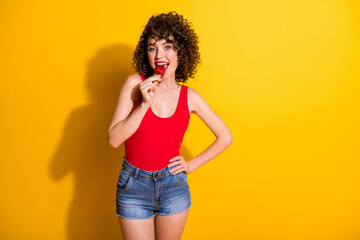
139, 74, 146, 81
179, 85, 190, 116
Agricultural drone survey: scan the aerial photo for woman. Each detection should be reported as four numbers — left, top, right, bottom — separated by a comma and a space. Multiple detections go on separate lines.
108, 11, 233, 240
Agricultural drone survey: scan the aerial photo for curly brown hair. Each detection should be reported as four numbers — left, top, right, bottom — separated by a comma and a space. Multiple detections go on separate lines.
132, 11, 201, 83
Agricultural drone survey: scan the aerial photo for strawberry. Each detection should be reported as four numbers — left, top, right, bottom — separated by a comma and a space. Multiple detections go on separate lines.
154, 65, 166, 76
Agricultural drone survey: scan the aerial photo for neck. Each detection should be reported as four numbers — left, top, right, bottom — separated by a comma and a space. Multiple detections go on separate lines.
157, 75, 178, 90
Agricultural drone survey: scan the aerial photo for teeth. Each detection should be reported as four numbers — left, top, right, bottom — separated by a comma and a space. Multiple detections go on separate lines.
156, 62, 168, 66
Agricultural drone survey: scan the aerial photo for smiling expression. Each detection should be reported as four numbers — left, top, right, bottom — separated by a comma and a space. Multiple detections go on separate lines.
147, 36, 178, 78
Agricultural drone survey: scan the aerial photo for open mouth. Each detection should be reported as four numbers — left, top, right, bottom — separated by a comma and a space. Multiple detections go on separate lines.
155, 62, 169, 70
154, 62, 169, 76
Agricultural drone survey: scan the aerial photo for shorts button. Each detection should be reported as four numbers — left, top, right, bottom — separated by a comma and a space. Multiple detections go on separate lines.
154, 173, 159, 178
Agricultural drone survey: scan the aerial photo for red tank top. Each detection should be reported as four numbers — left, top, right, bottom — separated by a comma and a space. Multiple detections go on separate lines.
124, 74, 190, 171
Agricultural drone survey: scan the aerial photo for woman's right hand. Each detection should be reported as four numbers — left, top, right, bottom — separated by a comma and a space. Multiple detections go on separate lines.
139, 75, 162, 106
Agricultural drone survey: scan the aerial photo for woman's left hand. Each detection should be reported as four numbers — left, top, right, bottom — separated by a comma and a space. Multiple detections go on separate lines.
167, 155, 193, 175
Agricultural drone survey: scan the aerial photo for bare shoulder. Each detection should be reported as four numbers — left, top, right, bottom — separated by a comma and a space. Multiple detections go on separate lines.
122, 74, 142, 101
187, 86, 198, 96
187, 86, 211, 114
124, 74, 142, 89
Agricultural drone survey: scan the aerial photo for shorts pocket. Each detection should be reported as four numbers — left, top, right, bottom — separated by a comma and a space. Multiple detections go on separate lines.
175, 172, 189, 188
117, 169, 132, 194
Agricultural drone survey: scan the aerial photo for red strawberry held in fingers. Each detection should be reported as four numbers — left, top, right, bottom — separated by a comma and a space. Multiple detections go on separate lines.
154, 65, 166, 76
154, 62, 169, 76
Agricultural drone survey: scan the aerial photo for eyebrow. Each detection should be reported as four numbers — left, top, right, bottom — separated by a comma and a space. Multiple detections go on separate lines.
148, 41, 172, 46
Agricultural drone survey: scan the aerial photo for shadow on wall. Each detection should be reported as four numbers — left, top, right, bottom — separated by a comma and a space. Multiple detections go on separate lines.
48, 43, 193, 240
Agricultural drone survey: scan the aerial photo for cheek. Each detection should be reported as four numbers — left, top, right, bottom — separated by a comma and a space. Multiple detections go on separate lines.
147, 53, 155, 64
170, 53, 178, 64
174, 52, 179, 63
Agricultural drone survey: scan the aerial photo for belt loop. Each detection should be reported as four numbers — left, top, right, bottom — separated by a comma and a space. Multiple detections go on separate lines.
134, 168, 139, 179
121, 156, 125, 166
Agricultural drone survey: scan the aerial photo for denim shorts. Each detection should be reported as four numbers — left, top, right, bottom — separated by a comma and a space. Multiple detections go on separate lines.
116, 156, 192, 219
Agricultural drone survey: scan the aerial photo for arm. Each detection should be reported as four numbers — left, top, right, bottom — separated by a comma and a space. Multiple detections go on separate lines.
108, 74, 148, 148
186, 87, 233, 171
108, 73, 163, 148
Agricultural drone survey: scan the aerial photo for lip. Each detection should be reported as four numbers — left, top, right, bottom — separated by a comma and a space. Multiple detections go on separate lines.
155, 61, 169, 64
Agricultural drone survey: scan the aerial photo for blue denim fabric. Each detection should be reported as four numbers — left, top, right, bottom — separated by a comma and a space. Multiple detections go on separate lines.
116, 156, 192, 219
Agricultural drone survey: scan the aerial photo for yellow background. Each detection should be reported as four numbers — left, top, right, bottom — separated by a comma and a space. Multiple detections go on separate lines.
1, 0, 359, 239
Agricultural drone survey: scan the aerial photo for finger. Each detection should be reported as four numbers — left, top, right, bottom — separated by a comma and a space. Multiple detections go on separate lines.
168, 155, 181, 162
170, 165, 186, 174
168, 160, 187, 170
140, 84, 156, 94
139, 87, 153, 97
144, 75, 162, 84
140, 82, 155, 90
153, 77, 162, 83
146, 84, 155, 93
167, 161, 181, 168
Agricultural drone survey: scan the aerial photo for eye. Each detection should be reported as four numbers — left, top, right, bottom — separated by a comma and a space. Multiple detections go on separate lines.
149, 47, 156, 52
164, 45, 172, 50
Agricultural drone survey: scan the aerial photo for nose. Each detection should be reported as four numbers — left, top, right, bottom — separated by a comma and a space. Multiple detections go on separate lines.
155, 48, 164, 59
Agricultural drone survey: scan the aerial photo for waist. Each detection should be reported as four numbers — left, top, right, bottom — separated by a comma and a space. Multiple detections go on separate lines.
121, 156, 178, 178
124, 147, 180, 171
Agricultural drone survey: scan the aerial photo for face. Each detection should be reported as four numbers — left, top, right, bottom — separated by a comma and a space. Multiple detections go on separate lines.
147, 36, 178, 78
